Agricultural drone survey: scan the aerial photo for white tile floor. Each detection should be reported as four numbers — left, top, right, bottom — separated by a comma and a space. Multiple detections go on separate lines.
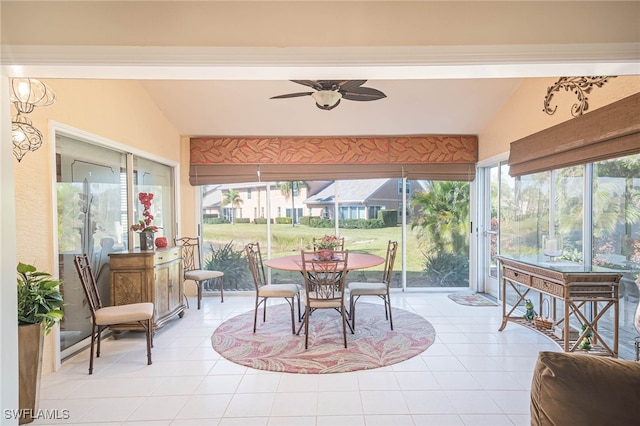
36, 291, 560, 425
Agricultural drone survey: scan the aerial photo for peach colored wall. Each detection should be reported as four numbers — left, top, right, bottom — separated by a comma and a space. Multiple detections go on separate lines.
180, 135, 197, 237
479, 76, 640, 161
3, 2, 639, 47
14, 79, 181, 373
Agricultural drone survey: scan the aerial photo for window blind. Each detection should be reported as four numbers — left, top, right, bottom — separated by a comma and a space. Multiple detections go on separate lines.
508, 93, 640, 177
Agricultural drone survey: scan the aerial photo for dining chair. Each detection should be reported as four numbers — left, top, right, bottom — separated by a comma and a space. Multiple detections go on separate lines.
298, 250, 352, 349
348, 240, 398, 330
174, 237, 224, 309
245, 242, 301, 333
73, 254, 154, 375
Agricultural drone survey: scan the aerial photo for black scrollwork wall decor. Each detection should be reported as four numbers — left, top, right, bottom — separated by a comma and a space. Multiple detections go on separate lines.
543, 76, 616, 117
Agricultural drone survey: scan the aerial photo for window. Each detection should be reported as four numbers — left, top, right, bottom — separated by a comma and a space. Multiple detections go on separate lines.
133, 157, 174, 246
247, 188, 252, 199
499, 153, 640, 359
398, 179, 411, 194
369, 205, 383, 219
339, 206, 365, 220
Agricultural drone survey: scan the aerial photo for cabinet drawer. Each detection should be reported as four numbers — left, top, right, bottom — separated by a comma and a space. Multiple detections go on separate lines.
503, 267, 530, 285
531, 276, 563, 297
154, 248, 181, 265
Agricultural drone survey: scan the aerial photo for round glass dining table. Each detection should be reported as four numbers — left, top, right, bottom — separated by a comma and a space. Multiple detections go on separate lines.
265, 252, 384, 272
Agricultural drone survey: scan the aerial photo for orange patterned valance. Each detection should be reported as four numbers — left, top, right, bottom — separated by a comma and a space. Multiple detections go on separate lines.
189, 135, 478, 184
190, 136, 477, 165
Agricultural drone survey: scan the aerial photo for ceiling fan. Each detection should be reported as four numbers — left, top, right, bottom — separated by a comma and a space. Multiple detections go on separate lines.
270, 80, 386, 110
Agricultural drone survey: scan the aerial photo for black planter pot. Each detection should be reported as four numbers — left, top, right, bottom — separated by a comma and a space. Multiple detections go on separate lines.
139, 231, 154, 250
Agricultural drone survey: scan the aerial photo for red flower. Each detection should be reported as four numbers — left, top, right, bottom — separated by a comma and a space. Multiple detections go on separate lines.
130, 192, 159, 232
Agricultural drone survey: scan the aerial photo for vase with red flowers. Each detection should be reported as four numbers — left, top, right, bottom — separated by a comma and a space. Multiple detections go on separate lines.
315, 235, 341, 261
130, 192, 159, 250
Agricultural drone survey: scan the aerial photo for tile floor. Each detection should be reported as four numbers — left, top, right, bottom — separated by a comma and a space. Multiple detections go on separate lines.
36, 291, 560, 425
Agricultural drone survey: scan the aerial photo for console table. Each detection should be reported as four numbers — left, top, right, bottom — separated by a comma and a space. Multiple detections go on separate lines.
497, 255, 621, 357
109, 246, 186, 332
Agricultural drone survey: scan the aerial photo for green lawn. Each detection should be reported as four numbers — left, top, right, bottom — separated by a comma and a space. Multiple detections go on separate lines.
203, 223, 468, 287
202, 223, 431, 287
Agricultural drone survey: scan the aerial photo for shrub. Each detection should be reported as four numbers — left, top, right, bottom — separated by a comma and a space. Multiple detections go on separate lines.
204, 217, 229, 224
422, 251, 469, 287
253, 218, 269, 224
378, 210, 397, 227
235, 218, 250, 224
275, 217, 292, 224
340, 219, 385, 229
299, 216, 320, 226
203, 241, 250, 290
309, 218, 334, 228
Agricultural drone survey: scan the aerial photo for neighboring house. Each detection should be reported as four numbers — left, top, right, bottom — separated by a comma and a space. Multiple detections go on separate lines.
304, 179, 427, 222
202, 181, 331, 223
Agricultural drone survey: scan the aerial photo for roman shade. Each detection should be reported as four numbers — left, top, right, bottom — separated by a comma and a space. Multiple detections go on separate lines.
189, 136, 478, 185
508, 92, 640, 177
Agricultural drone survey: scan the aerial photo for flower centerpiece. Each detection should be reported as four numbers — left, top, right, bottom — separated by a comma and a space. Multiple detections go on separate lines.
315, 235, 340, 261
130, 192, 159, 250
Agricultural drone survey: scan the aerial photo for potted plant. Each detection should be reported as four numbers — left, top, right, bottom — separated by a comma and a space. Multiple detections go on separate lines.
315, 235, 341, 261
130, 192, 160, 250
17, 262, 64, 424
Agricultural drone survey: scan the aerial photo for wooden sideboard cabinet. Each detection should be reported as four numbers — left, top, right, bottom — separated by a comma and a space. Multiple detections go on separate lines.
109, 246, 186, 331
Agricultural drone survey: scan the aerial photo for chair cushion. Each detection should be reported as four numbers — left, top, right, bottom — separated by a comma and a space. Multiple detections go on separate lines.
95, 302, 154, 325
530, 351, 640, 426
258, 284, 299, 297
304, 292, 343, 308
348, 282, 387, 295
185, 269, 223, 281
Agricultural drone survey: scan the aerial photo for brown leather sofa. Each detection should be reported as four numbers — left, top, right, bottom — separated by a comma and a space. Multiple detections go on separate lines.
530, 351, 640, 426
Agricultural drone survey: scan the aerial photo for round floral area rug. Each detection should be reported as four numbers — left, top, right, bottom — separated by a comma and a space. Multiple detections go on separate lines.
211, 302, 436, 374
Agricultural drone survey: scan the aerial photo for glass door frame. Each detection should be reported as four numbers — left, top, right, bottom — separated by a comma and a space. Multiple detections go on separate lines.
52, 121, 180, 364
475, 154, 509, 299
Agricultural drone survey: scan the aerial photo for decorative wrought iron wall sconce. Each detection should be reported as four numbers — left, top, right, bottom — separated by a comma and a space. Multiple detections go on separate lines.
10, 78, 56, 162
543, 76, 615, 117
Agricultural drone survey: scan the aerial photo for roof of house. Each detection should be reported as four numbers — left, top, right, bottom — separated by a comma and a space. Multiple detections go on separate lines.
305, 179, 391, 205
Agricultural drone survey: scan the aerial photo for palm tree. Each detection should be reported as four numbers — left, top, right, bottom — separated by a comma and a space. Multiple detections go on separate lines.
410, 181, 470, 254
278, 181, 309, 227
223, 189, 243, 224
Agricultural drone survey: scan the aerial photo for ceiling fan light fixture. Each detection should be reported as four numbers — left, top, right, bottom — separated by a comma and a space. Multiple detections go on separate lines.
311, 90, 342, 109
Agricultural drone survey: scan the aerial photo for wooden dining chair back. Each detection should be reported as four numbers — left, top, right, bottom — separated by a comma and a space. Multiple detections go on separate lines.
348, 240, 398, 330
245, 242, 300, 333
174, 237, 224, 308
73, 253, 154, 374
298, 250, 351, 349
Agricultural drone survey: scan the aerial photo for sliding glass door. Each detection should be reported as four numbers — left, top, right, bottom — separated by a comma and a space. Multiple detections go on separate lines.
56, 135, 127, 353
56, 133, 176, 357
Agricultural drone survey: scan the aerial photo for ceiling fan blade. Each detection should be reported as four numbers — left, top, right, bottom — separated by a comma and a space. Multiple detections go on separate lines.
290, 80, 323, 90
337, 80, 367, 91
341, 86, 386, 102
270, 92, 314, 99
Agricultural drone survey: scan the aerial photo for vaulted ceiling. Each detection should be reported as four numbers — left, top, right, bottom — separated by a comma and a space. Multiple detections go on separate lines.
2, 1, 639, 137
